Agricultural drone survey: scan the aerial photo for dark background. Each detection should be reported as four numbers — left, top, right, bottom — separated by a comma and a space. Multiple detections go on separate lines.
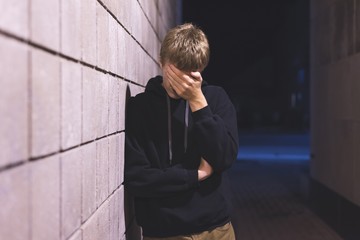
182, 0, 310, 132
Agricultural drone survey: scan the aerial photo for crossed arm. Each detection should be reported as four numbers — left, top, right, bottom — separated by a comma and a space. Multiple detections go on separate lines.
163, 64, 213, 181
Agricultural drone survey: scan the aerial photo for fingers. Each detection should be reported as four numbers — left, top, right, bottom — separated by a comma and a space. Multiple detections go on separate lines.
168, 65, 192, 82
164, 64, 203, 100
190, 71, 202, 82
168, 65, 199, 86
167, 64, 202, 82
164, 66, 182, 93
165, 65, 192, 92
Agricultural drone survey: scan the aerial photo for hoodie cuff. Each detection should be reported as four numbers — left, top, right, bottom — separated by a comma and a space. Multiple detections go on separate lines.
192, 106, 212, 122
187, 169, 199, 188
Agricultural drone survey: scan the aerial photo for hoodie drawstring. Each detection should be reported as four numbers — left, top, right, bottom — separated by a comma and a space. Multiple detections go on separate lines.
166, 95, 189, 164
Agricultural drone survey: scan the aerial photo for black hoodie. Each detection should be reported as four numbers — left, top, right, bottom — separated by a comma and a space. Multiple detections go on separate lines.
125, 76, 239, 237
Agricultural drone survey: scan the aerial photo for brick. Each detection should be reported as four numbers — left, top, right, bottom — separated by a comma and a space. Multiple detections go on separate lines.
81, 142, 97, 222
61, 0, 81, 59
158, 23, 168, 47
116, 0, 132, 34
138, 0, 157, 29
140, 35, 151, 76
0, 36, 28, 167
118, 186, 126, 237
31, 48, 60, 157
68, 229, 82, 240
119, 133, 125, 185
109, 16, 118, 74
109, 192, 119, 240
109, 135, 119, 193
30, 155, 60, 240
148, 0, 158, 28
144, 55, 158, 84
61, 148, 82, 240
96, 138, 109, 207
131, 1, 142, 44
0, 165, 30, 240
124, 35, 136, 80
109, 188, 124, 240
107, 0, 121, 19
117, 26, 126, 77
119, 81, 127, 131
97, 72, 109, 138
154, 40, 161, 70
81, 212, 98, 240
109, 77, 120, 134
81, 0, 97, 65
137, 49, 145, 85
61, 60, 82, 149
112, 0, 122, 23
97, 3, 109, 70
30, 0, 60, 51
0, 0, 29, 38
140, 51, 147, 81
82, 67, 98, 142
97, 200, 110, 240
101, 0, 111, 10
140, 55, 151, 88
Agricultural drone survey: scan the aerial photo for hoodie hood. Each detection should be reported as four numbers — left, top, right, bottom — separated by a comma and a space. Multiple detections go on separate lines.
145, 75, 167, 97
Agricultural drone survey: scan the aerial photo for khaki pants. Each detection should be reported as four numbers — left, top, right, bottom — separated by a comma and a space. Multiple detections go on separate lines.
143, 222, 235, 240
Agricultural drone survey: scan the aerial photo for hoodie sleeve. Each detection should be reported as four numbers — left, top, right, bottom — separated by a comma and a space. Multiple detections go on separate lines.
192, 87, 239, 172
124, 97, 198, 198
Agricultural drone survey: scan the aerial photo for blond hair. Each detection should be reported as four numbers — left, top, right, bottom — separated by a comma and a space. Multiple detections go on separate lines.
160, 23, 210, 72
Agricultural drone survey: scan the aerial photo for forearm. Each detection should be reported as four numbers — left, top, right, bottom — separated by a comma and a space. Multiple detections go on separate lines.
125, 123, 199, 198
124, 163, 198, 198
193, 106, 239, 172
188, 91, 208, 112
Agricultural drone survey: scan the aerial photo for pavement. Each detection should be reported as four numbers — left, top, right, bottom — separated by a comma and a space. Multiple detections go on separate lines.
226, 132, 343, 240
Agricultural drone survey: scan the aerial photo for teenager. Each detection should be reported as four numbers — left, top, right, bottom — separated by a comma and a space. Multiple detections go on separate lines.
125, 23, 239, 240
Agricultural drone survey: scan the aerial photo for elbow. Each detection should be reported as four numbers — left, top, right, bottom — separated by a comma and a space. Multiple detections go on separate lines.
211, 142, 238, 172
212, 157, 235, 173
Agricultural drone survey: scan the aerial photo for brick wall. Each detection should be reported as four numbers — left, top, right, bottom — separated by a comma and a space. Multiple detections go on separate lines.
310, 0, 360, 207
0, 0, 180, 239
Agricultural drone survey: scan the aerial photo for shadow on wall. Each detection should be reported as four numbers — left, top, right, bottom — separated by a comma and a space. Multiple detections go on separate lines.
123, 83, 142, 240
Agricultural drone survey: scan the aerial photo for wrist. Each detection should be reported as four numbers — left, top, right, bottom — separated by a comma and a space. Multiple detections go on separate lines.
189, 93, 207, 112
198, 170, 206, 181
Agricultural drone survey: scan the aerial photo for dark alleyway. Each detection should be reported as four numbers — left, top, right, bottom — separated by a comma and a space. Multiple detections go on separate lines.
226, 132, 343, 240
